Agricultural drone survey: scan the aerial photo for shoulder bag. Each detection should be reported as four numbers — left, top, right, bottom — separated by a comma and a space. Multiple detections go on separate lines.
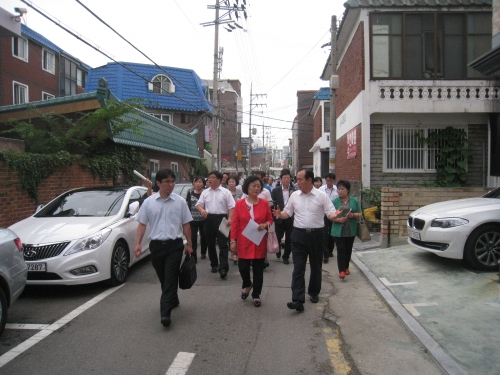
267, 222, 279, 253
179, 254, 197, 289
357, 215, 371, 242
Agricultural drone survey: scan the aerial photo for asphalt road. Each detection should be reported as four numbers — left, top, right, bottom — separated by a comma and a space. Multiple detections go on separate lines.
0, 242, 446, 375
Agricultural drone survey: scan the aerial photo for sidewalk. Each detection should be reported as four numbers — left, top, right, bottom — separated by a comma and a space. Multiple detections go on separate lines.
322, 232, 455, 375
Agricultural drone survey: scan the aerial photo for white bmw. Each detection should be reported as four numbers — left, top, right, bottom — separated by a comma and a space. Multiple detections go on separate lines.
9, 186, 151, 285
407, 187, 500, 271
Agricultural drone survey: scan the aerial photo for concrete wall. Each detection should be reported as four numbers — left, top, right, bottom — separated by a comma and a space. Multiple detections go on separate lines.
380, 187, 494, 247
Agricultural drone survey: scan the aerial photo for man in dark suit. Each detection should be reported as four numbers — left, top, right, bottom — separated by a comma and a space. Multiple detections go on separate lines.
271, 168, 295, 264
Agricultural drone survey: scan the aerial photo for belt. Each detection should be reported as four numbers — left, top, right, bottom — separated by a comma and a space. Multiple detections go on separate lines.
207, 213, 227, 216
151, 238, 183, 245
294, 227, 323, 233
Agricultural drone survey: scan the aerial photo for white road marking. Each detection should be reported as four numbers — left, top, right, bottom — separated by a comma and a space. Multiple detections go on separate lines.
379, 277, 418, 286
5, 323, 50, 330
403, 303, 439, 317
165, 352, 196, 375
0, 284, 124, 368
354, 250, 377, 257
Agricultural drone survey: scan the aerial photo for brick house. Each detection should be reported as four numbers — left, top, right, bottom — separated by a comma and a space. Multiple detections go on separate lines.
291, 91, 316, 175
308, 87, 331, 177
0, 21, 89, 106
321, 0, 498, 188
85, 62, 212, 159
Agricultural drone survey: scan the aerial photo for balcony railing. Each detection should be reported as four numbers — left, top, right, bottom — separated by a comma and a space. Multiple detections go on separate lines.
378, 85, 500, 101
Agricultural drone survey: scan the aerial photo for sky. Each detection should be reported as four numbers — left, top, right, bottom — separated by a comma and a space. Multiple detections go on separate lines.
4, 0, 346, 148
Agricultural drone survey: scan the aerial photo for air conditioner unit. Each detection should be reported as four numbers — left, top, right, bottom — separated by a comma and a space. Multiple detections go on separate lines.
330, 75, 339, 89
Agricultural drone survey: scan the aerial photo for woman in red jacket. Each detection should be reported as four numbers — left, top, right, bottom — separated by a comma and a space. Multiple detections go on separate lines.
230, 175, 273, 307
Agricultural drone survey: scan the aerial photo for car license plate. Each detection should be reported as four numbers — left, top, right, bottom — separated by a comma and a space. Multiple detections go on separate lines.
407, 229, 421, 241
27, 262, 46, 272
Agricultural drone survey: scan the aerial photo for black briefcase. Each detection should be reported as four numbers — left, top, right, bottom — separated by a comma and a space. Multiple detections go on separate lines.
179, 254, 197, 290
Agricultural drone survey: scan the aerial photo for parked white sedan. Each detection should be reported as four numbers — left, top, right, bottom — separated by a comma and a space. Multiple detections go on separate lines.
407, 187, 500, 271
9, 186, 151, 285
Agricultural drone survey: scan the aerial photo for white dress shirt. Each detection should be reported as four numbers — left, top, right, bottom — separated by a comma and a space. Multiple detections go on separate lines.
283, 188, 336, 229
319, 184, 339, 200
196, 186, 235, 214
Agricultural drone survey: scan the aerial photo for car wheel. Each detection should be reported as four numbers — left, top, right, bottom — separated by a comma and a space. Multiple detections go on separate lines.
464, 224, 500, 271
109, 241, 129, 285
0, 288, 8, 336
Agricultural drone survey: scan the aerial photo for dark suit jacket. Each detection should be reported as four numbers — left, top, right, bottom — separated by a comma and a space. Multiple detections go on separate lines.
271, 184, 295, 224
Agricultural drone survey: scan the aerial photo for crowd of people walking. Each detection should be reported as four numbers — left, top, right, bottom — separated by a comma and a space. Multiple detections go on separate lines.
135, 167, 363, 327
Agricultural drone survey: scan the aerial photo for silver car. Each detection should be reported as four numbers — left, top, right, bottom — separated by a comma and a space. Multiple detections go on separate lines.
0, 228, 27, 335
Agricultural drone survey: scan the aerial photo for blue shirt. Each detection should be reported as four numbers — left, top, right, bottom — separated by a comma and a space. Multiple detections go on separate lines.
136, 192, 193, 240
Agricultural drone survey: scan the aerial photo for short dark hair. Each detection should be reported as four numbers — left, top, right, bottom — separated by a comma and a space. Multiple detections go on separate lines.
193, 176, 206, 187
336, 180, 351, 194
324, 173, 336, 180
227, 175, 239, 186
208, 170, 223, 181
313, 177, 322, 184
280, 168, 291, 178
298, 168, 314, 182
222, 172, 229, 177
242, 175, 263, 195
155, 169, 176, 185
252, 170, 265, 179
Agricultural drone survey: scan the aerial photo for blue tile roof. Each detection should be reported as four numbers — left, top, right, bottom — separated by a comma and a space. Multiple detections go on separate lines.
313, 87, 330, 101
85, 62, 212, 113
21, 24, 91, 70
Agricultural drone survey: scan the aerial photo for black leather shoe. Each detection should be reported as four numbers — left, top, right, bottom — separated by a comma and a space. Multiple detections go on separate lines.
323, 257, 329, 263
201, 254, 206, 259
287, 301, 304, 312
211, 267, 218, 273
220, 270, 227, 279
161, 315, 171, 327
310, 295, 319, 303
276, 251, 281, 259
263, 260, 269, 269
283, 258, 289, 265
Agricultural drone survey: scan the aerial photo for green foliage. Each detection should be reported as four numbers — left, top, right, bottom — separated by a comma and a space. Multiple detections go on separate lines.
190, 159, 209, 180
0, 150, 74, 203
361, 186, 381, 211
417, 127, 473, 187
0, 99, 145, 202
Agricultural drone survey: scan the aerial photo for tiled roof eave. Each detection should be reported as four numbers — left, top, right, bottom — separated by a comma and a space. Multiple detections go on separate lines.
344, 0, 492, 8
111, 137, 199, 159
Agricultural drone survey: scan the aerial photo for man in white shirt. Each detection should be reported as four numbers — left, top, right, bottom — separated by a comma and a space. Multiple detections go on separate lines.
273, 169, 342, 312
196, 171, 235, 279
318, 173, 339, 263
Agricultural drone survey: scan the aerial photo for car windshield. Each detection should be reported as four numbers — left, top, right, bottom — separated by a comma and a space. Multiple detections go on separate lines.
35, 189, 126, 217
482, 187, 500, 199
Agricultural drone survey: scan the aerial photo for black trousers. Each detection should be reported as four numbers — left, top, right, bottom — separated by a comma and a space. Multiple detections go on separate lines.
190, 220, 207, 258
290, 228, 324, 303
238, 258, 265, 299
149, 238, 184, 317
204, 214, 229, 272
334, 236, 355, 273
275, 217, 294, 259
323, 217, 335, 259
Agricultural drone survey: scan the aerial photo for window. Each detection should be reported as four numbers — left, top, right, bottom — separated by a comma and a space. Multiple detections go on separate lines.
149, 160, 159, 174
150, 74, 175, 94
181, 114, 190, 123
13, 82, 28, 104
42, 92, 55, 100
150, 113, 172, 123
371, 12, 491, 79
12, 37, 28, 61
42, 49, 55, 74
171, 162, 179, 172
383, 125, 467, 172
77, 68, 86, 87
323, 102, 330, 133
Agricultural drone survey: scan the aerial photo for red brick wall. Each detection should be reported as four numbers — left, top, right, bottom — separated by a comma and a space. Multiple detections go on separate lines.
297, 91, 316, 167
313, 105, 322, 143
144, 150, 193, 182
337, 22, 365, 116
336, 125, 362, 181
0, 37, 59, 106
0, 161, 111, 228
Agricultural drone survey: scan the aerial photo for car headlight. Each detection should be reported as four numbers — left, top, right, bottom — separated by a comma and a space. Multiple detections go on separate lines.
64, 228, 112, 256
430, 218, 469, 228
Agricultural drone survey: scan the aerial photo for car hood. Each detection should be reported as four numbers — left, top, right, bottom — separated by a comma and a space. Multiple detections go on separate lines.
412, 198, 500, 217
9, 216, 120, 245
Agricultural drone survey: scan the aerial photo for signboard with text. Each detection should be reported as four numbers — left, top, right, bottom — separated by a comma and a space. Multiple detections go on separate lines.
347, 128, 357, 159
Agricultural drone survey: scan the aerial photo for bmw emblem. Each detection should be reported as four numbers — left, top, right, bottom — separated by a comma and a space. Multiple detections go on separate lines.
25, 249, 37, 258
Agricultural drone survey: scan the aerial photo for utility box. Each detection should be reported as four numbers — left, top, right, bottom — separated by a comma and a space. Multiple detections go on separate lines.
330, 75, 339, 89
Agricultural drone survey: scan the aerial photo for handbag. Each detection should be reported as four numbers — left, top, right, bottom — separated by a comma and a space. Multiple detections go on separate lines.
357, 216, 371, 242
178, 254, 197, 290
267, 222, 279, 253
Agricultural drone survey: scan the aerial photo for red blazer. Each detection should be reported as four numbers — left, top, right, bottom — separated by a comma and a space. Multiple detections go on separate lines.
231, 198, 273, 259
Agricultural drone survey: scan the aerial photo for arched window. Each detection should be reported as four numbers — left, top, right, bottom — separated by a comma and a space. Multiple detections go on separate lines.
149, 74, 175, 94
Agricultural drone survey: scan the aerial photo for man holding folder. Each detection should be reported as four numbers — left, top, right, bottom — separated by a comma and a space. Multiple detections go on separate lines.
196, 171, 235, 279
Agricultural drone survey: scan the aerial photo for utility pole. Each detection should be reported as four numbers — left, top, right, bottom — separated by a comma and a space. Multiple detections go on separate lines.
202, 1, 248, 171
248, 82, 266, 171
329, 16, 338, 174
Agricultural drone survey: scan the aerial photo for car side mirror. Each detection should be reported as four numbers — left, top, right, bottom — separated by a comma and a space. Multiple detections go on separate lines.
35, 204, 44, 213
128, 201, 140, 217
